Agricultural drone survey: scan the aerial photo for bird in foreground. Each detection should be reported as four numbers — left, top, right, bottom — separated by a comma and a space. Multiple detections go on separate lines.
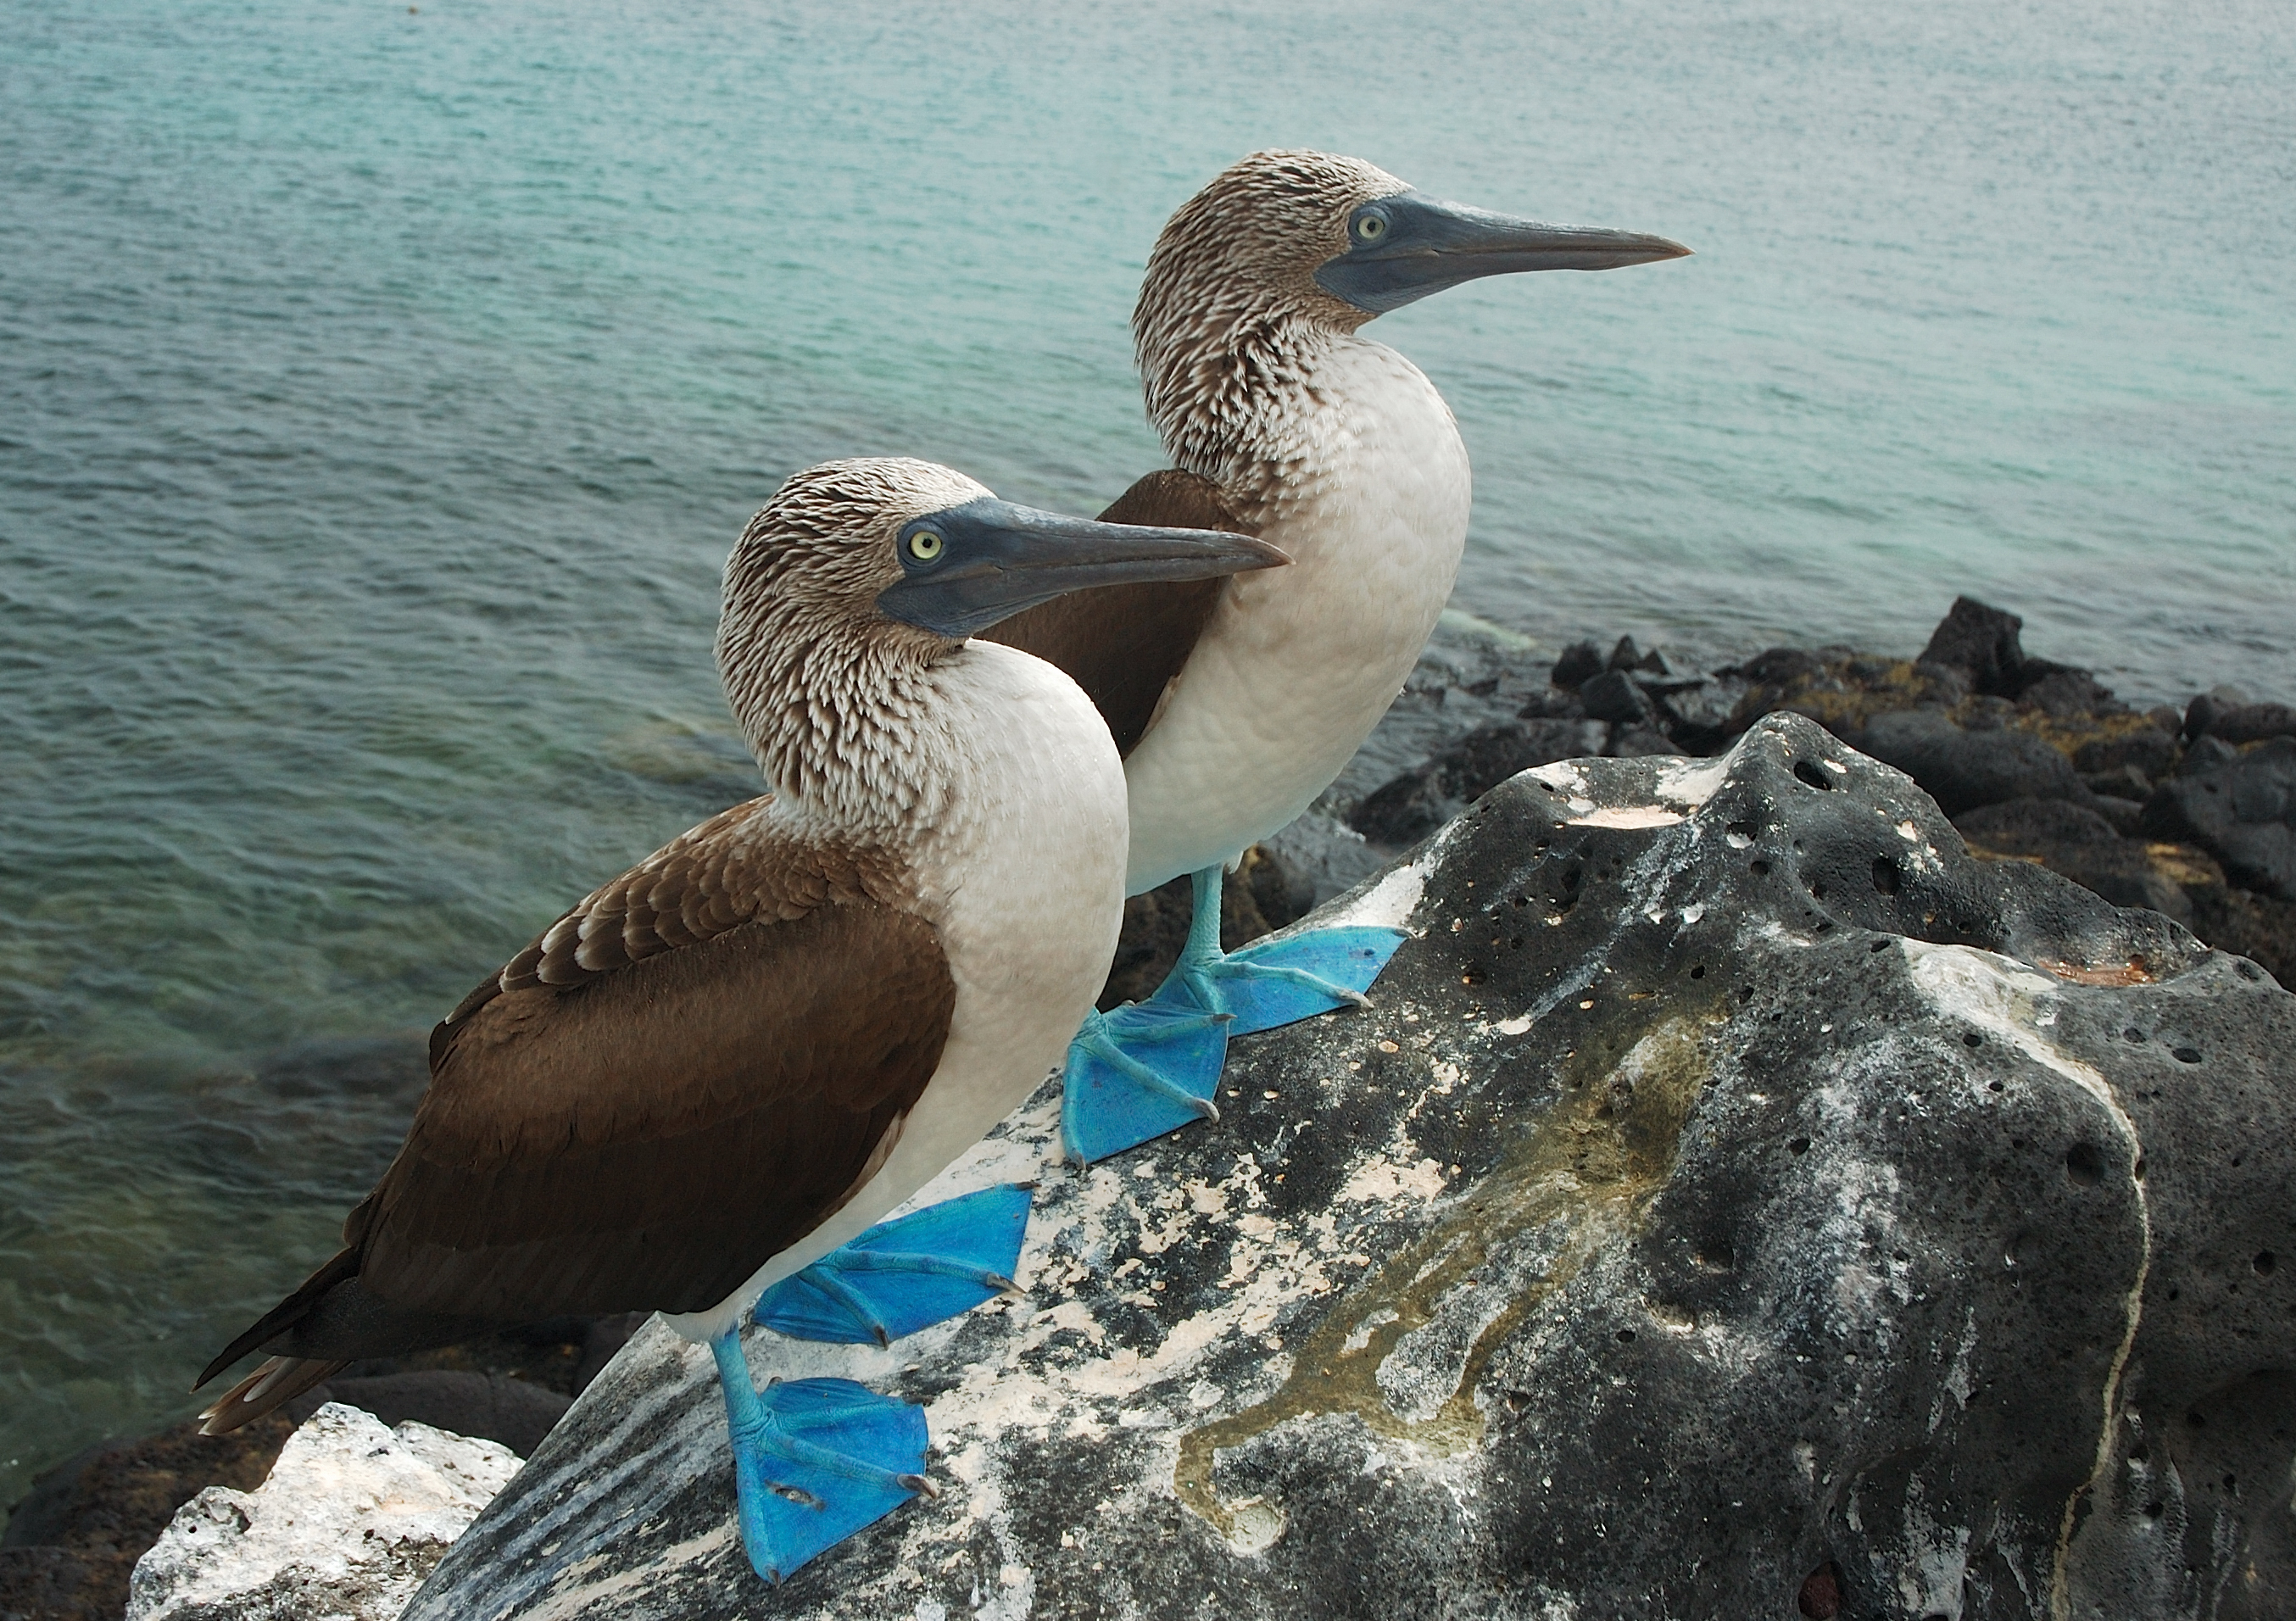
989, 151, 1691, 1165
192, 458, 1285, 1582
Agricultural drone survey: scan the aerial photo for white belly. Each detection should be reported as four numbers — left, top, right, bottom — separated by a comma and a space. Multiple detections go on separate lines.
1122, 341, 1471, 892
666, 643, 1128, 1340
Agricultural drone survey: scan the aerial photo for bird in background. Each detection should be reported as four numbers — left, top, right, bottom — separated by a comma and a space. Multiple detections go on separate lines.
192, 459, 1285, 1584
989, 149, 1691, 1166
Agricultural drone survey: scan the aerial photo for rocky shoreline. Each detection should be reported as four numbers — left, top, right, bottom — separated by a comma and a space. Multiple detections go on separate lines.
3, 596, 2289, 1619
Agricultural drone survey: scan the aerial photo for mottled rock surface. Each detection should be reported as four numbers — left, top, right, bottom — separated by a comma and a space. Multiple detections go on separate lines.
127, 1404, 517, 1621
406, 716, 2295, 1620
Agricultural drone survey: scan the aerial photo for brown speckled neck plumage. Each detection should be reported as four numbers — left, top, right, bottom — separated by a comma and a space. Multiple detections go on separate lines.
715, 459, 986, 834
1133, 150, 1410, 526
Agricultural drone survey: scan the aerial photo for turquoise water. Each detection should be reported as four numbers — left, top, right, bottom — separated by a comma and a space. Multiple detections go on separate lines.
2, 0, 2290, 1507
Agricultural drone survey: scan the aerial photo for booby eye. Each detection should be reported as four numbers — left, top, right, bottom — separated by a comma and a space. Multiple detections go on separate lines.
906, 529, 944, 562
1353, 211, 1389, 243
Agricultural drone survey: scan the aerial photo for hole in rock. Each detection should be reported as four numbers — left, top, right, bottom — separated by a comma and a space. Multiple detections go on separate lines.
2125, 1028, 2146, 1043
2223, 1474, 2238, 1493
1695, 1242, 1736, 1273
1964, 1033, 1983, 1048
1809, 880, 1827, 900
2133, 1156, 2146, 1180
1615, 1329, 1636, 1344
2128, 1444, 2149, 1463
1797, 1562, 1842, 1618
1725, 819, 1758, 847
2143, 1500, 2165, 1518
2255, 1251, 2276, 1276
2065, 1143, 2105, 1185
1871, 855, 1902, 895
1870, 939, 1889, 952
2187, 1410, 2204, 1427
1988, 1081, 2005, 1093
1690, 964, 1706, 979
2172, 1046, 2202, 1065
1788, 1136, 1811, 1156
1750, 860, 1771, 876
1793, 760, 1835, 791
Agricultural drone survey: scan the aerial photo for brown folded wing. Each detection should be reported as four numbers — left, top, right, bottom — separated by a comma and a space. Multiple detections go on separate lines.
350, 798, 952, 1321
983, 468, 1255, 757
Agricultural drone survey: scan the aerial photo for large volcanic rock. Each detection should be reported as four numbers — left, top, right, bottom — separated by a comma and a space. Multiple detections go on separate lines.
405, 715, 2294, 1621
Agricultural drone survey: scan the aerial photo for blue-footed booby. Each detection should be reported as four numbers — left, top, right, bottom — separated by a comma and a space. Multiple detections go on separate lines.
989, 152, 1689, 1164
192, 459, 1284, 1583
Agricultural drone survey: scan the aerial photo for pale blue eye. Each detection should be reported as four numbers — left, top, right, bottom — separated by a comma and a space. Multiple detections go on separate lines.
907, 530, 944, 562
1355, 213, 1388, 242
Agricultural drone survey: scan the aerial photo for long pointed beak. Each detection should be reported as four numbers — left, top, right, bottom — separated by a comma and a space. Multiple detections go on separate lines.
877, 498, 1288, 639
1317, 192, 1691, 315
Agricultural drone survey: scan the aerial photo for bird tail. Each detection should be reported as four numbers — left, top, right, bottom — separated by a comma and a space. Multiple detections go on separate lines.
198, 1354, 347, 1435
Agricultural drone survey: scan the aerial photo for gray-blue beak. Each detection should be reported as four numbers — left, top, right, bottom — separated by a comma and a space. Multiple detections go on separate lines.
1316, 191, 1691, 315
878, 498, 1288, 639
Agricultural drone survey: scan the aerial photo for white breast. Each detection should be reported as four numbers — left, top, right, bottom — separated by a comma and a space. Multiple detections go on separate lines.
1121, 337, 1470, 892
667, 643, 1128, 1341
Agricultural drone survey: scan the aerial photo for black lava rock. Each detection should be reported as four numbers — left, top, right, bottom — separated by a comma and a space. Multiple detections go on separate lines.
1578, 668, 1657, 726
1552, 639, 1606, 691
2072, 726, 2180, 783
1350, 721, 1595, 847
285, 1373, 572, 1461
2197, 702, 2296, 746
408, 716, 2295, 1621
2142, 736, 2296, 902
1918, 595, 2030, 697
1859, 708, 2087, 816
1954, 799, 2196, 925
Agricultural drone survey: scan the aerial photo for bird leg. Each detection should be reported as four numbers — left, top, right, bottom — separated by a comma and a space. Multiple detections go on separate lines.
710, 1331, 932, 1585
1151, 865, 1407, 1036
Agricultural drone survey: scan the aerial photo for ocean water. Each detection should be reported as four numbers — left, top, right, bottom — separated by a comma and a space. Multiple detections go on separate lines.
1, 0, 2290, 1508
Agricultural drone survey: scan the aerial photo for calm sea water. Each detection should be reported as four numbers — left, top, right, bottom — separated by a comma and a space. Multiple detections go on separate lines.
2, 0, 2290, 1507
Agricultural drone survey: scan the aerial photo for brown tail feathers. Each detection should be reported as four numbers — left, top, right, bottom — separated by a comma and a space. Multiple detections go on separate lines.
198, 1354, 348, 1434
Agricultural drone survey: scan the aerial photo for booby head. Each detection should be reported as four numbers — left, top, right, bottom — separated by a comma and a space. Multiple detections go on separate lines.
716, 457, 1287, 805
1137, 148, 1690, 347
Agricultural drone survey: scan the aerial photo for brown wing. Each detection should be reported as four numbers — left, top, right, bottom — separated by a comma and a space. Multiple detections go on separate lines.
361, 798, 951, 1321
984, 468, 1256, 756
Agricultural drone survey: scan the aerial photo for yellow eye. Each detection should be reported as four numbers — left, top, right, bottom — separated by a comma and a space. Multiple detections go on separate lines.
907, 529, 944, 561
1355, 213, 1387, 242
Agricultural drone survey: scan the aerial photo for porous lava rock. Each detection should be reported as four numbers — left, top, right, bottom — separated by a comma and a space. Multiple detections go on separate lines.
404, 716, 2295, 1621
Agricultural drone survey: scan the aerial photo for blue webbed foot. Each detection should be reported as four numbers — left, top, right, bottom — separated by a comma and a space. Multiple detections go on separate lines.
751, 1184, 1032, 1346
711, 1334, 932, 1585
1152, 924, 1407, 1037
1059, 1000, 1229, 1167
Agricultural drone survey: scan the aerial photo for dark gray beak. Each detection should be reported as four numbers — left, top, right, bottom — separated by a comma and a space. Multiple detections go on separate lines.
877, 497, 1288, 639
1315, 191, 1691, 315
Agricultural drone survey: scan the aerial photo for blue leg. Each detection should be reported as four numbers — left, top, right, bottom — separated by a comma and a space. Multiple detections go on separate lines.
710, 1332, 931, 1585
1151, 866, 1406, 1036
751, 1184, 1032, 1345
1059, 999, 1230, 1167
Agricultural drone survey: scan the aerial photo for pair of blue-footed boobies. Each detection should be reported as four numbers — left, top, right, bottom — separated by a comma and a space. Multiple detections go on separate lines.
195, 152, 1686, 1584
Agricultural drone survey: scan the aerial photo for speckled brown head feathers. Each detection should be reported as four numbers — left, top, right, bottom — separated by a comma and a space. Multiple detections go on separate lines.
716, 458, 990, 816
1132, 151, 1410, 484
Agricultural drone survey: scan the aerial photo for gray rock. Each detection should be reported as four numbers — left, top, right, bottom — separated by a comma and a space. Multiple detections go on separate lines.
2143, 736, 2296, 902
406, 716, 2294, 1621
1860, 708, 2087, 816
